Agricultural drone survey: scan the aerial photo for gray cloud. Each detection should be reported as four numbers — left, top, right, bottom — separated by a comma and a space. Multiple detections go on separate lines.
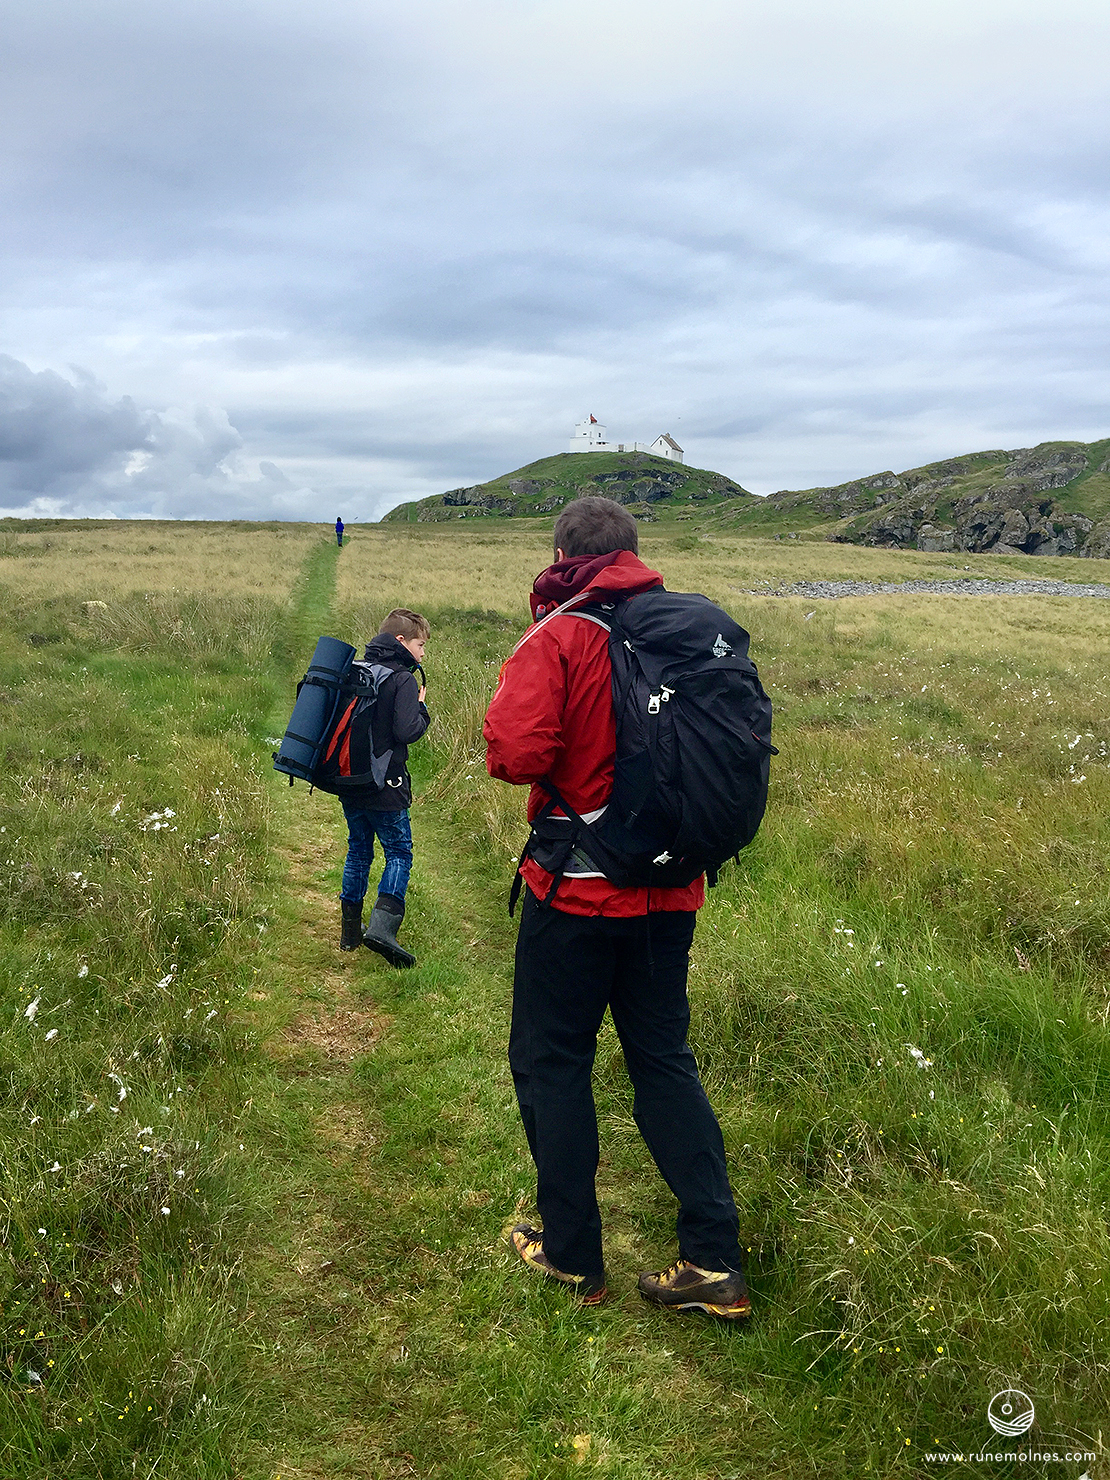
1, 0, 1109, 514
0, 356, 318, 519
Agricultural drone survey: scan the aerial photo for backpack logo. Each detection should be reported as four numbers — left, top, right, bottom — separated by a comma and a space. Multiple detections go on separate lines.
712, 633, 732, 658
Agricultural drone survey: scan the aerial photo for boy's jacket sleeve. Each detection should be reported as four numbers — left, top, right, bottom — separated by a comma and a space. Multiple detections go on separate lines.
483, 626, 567, 783
391, 670, 431, 745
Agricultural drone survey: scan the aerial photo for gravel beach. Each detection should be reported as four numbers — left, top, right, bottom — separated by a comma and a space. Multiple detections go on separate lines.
740, 578, 1110, 600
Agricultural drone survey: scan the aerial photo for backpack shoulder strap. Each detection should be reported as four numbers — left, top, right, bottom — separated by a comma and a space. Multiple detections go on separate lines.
563, 604, 614, 635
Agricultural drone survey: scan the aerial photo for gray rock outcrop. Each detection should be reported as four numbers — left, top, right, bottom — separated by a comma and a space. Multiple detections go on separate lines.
822, 441, 1108, 558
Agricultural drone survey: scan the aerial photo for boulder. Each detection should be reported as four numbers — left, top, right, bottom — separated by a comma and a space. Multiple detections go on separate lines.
996, 507, 1031, 548
916, 524, 956, 553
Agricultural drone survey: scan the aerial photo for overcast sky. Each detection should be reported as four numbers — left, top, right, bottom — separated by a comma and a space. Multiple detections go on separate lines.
2, 0, 1109, 520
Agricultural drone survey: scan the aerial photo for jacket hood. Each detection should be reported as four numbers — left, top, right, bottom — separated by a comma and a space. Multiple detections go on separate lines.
363, 633, 418, 670
530, 548, 662, 619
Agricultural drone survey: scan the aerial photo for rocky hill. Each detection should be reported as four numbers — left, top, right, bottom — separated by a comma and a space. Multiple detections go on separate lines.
729, 438, 1110, 558
381, 451, 753, 523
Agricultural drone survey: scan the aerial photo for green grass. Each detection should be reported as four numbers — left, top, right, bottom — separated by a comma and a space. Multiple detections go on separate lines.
0, 557, 335, 1477
3, 529, 1109, 1477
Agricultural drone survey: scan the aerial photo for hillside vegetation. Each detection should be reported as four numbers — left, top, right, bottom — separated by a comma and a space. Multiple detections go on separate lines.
718, 437, 1110, 558
382, 450, 752, 524
1, 520, 1108, 1477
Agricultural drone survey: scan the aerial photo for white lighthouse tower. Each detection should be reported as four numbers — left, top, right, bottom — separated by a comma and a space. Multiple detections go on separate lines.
569, 415, 611, 453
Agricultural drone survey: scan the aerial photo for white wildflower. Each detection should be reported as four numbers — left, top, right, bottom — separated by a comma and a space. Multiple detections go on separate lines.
160, 1206, 170, 1215
44, 1028, 58, 1042
24, 996, 41, 1021
110, 800, 122, 815
203, 1009, 218, 1023
48, 1161, 61, 1172
906, 1045, 933, 1069
138, 1126, 153, 1136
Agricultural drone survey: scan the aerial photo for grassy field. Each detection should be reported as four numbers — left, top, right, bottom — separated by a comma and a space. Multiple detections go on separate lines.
0, 520, 320, 598
2, 521, 1108, 1479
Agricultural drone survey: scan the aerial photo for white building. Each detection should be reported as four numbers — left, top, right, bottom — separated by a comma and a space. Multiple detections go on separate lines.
569, 416, 684, 463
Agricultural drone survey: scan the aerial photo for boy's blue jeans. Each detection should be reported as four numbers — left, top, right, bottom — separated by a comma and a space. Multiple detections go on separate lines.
339, 802, 413, 904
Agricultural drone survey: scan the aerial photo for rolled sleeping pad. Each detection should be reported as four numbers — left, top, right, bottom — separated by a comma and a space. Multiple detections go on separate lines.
273, 635, 357, 782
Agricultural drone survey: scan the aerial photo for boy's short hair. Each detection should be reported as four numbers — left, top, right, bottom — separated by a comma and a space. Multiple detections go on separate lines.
554, 497, 639, 558
379, 608, 430, 640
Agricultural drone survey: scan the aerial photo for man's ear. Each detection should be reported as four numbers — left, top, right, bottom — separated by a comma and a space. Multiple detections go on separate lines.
555, 547, 566, 562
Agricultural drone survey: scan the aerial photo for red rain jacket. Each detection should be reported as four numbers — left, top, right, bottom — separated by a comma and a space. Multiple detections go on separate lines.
483, 550, 705, 917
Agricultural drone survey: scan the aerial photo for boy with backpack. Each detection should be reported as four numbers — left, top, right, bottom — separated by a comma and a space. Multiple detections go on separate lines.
337, 608, 430, 968
484, 497, 769, 1319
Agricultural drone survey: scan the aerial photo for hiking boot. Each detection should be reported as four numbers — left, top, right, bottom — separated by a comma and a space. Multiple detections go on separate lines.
362, 893, 416, 969
510, 1223, 608, 1305
339, 898, 363, 952
637, 1259, 751, 1320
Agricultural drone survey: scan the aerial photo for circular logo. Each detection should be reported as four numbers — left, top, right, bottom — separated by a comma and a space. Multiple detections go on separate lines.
988, 1390, 1035, 1436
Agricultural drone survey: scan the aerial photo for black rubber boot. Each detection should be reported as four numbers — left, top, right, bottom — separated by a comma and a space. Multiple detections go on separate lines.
362, 893, 416, 969
340, 898, 363, 951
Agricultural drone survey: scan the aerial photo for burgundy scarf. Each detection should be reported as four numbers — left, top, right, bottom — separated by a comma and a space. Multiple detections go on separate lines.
530, 550, 625, 619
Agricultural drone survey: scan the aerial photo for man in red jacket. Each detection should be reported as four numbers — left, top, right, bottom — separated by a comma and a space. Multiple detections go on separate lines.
483, 497, 749, 1319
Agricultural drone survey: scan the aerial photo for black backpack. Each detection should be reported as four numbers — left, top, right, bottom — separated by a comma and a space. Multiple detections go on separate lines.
511, 588, 776, 910
311, 660, 400, 795
273, 634, 416, 795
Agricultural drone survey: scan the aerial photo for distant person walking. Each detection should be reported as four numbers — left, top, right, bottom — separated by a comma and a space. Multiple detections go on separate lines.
335, 516, 345, 548
483, 497, 751, 1319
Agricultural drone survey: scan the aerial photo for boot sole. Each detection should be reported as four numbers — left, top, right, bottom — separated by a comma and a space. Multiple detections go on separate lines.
638, 1291, 751, 1320
363, 934, 416, 969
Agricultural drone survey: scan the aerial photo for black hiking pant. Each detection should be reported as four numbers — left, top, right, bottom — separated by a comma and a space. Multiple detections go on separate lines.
509, 890, 743, 1279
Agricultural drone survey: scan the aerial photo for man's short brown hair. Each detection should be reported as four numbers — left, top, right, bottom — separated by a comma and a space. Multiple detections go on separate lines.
554, 496, 639, 558
378, 608, 430, 640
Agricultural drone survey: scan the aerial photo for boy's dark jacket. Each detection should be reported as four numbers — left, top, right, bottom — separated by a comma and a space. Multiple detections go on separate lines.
342, 635, 430, 811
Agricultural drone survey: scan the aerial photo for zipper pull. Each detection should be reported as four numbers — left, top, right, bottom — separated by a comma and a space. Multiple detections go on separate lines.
647, 693, 661, 714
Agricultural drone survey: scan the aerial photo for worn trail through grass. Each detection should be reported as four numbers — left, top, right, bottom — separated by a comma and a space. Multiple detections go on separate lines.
246, 553, 772, 1480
